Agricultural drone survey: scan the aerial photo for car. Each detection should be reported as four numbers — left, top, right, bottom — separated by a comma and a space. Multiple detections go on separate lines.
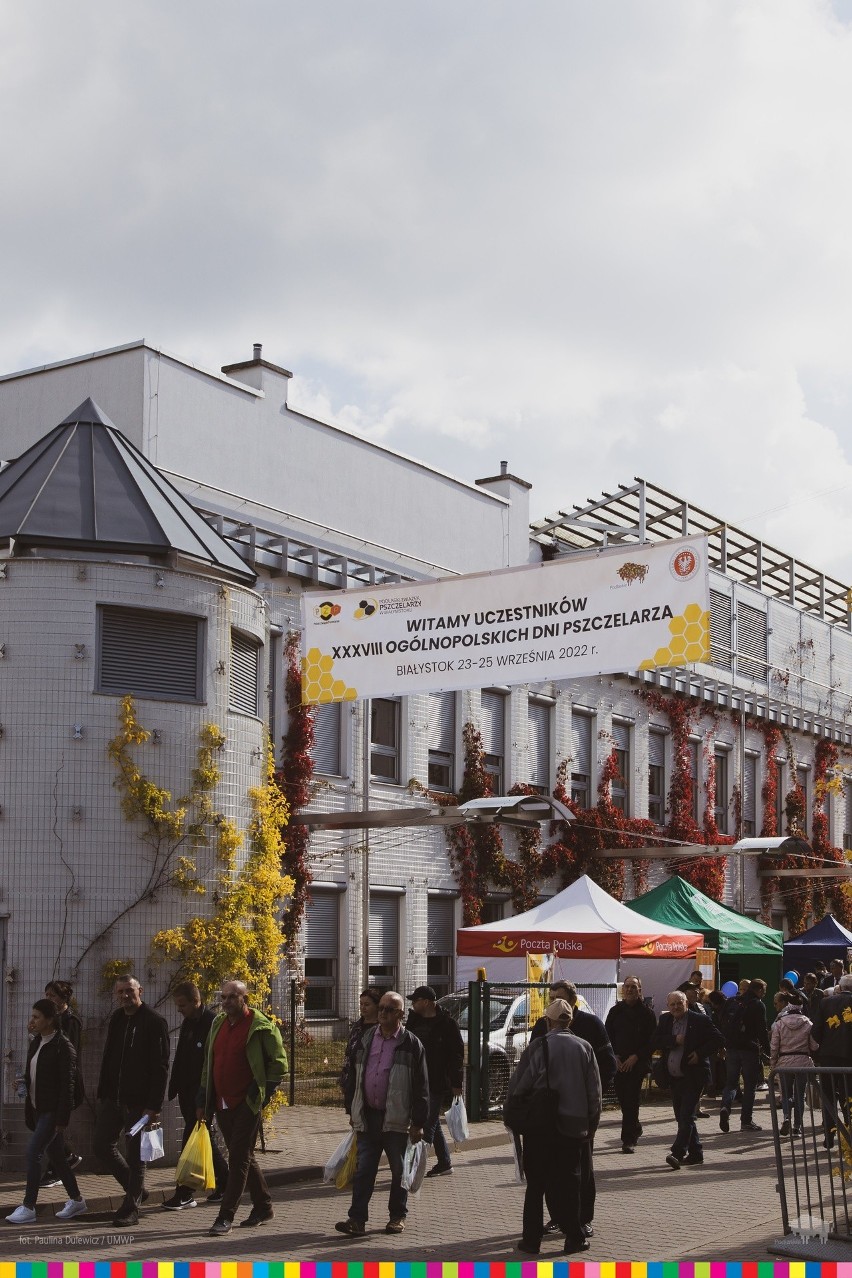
438, 990, 534, 1106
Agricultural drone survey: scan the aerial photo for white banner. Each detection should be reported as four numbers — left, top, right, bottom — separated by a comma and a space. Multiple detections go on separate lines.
300, 535, 709, 703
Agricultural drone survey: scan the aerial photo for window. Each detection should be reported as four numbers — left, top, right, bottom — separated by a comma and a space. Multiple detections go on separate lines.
611, 722, 630, 814
571, 711, 593, 808
427, 896, 456, 999
710, 591, 732, 671
480, 898, 507, 924
313, 702, 342, 775
481, 691, 507, 793
737, 604, 768, 682
648, 729, 666, 826
775, 758, 786, 834
303, 890, 339, 1018
427, 691, 455, 792
714, 748, 729, 834
689, 739, 700, 823
229, 630, 260, 716
369, 893, 400, 991
742, 753, 758, 837
796, 765, 809, 834
97, 605, 204, 703
371, 699, 400, 782
528, 699, 552, 794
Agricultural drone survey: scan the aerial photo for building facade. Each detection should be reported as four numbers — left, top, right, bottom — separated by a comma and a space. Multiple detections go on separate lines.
0, 340, 850, 1154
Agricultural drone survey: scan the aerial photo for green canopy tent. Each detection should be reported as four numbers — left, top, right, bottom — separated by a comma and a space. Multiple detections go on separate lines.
628, 876, 783, 1004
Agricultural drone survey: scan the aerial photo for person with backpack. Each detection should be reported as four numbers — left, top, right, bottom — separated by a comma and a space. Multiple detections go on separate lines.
719, 979, 770, 1133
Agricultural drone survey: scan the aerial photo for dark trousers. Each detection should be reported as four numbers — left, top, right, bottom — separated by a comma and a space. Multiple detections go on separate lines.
178, 1095, 229, 1192
819, 1065, 851, 1136
522, 1133, 583, 1249
216, 1102, 270, 1222
93, 1099, 146, 1204
545, 1134, 595, 1225
670, 1077, 703, 1159
25, 1112, 80, 1208
721, 1048, 760, 1125
348, 1106, 409, 1225
614, 1069, 645, 1144
424, 1092, 452, 1168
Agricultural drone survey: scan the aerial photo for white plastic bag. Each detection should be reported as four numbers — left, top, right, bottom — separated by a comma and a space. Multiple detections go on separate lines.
445, 1095, 469, 1147
139, 1127, 164, 1163
401, 1138, 428, 1196
506, 1127, 525, 1183
323, 1130, 356, 1185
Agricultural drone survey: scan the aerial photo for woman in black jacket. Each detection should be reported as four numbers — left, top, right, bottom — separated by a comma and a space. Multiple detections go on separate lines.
43, 980, 83, 1184
5, 1000, 86, 1225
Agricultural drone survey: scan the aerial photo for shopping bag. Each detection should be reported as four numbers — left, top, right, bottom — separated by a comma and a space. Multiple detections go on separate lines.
445, 1095, 469, 1147
323, 1130, 356, 1185
140, 1126, 165, 1163
334, 1134, 358, 1190
175, 1120, 216, 1190
507, 1128, 525, 1184
401, 1139, 427, 1197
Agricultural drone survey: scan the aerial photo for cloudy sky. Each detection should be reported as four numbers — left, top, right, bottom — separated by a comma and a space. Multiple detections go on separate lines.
5, 1, 852, 578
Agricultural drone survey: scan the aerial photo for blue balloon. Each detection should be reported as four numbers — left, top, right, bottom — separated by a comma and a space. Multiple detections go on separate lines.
721, 980, 738, 997
784, 971, 799, 986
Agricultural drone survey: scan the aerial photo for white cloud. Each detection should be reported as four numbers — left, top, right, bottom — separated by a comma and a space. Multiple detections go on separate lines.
3, 0, 852, 577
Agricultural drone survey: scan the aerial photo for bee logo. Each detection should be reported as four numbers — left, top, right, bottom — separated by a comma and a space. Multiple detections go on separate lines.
314, 601, 342, 622
354, 599, 378, 621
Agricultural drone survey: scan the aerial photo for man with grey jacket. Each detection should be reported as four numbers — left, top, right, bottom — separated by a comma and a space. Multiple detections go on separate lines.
336, 991, 429, 1239
507, 999, 601, 1256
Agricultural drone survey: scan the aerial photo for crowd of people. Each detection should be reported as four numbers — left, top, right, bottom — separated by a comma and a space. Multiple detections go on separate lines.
4, 960, 852, 1246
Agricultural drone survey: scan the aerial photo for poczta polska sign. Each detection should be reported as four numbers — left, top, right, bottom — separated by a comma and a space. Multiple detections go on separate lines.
300, 535, 709, 703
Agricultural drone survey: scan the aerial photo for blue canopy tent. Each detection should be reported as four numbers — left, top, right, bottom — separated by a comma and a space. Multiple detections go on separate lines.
783, 915, 852, 976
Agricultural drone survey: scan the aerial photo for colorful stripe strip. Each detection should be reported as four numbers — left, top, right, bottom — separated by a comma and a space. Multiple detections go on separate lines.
0, 1265, 849, 1277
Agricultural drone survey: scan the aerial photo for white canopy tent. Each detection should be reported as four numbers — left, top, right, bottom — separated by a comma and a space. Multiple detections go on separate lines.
456, 874, 704, 1014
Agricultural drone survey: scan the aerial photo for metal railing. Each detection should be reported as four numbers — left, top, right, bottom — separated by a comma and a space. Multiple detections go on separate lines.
466, 980, 619, 1120
770, 1066, 852, 1248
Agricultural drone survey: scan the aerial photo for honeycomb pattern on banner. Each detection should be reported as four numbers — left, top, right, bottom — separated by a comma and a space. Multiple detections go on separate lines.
301, 647, 358, 704
638, 603, 710, 670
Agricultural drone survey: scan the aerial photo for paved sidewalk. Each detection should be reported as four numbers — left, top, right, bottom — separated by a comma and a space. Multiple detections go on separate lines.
0, 1095, 823, 1262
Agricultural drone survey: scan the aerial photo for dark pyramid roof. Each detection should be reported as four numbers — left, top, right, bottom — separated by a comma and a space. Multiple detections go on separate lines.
0, 398, 256, 583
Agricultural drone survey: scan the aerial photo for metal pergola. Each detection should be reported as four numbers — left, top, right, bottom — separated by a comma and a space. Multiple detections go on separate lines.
531, 477, 852, 629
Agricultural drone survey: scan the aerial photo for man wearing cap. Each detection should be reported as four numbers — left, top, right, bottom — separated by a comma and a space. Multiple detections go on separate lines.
508, 999, 601, 1256
405, 985, 465, 1177
530, 979, 615, 1240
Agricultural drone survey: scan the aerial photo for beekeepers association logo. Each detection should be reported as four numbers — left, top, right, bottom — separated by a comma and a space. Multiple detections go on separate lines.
670, 546, 700, 581
314, 601, 342, 622
353, 598, 378, 620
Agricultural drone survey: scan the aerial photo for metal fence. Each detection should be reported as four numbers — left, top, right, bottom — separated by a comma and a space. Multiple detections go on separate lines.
769, 1066, 852, 1254
466, 980, 619, 1120
278, 978, 619, 1117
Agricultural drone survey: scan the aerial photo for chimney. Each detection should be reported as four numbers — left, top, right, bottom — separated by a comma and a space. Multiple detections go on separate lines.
500, 460, 508, 476
221, 344, 293, 399
475, 460, 533, 568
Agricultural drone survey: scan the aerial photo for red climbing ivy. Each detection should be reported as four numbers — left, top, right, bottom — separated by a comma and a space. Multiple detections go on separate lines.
276, 633, 315, 941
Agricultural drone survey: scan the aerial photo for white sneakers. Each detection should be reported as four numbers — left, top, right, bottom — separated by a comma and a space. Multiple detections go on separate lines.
56, 1198, 88, 1220
5, 1205, 36, 1224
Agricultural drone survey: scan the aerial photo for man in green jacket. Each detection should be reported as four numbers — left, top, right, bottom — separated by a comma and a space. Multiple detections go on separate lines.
197, 980, 287, 1237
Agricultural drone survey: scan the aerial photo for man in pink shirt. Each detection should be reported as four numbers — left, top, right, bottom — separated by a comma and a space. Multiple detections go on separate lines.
337, 991, 429, 1238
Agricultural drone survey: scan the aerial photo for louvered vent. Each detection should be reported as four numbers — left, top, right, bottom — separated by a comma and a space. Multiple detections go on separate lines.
98, 606, 203, 702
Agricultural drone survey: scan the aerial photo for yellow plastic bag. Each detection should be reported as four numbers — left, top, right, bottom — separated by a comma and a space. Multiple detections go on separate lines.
334, 1134, 358, 1190
175, 1120, 216, 1192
